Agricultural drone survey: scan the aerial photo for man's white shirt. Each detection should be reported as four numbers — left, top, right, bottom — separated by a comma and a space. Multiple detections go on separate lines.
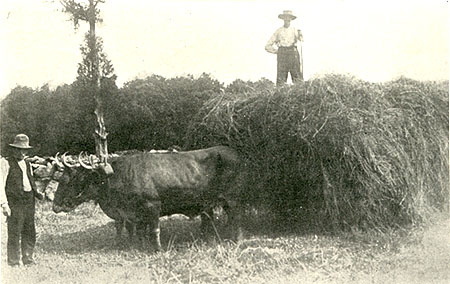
265, 26, 303, 54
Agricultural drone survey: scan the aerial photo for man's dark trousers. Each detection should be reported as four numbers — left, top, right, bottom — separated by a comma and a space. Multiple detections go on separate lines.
277, 46, 303, 86
7, 192, 36, 266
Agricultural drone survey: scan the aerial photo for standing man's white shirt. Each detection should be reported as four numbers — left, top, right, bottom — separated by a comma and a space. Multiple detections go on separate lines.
265, 26, 303, 54
18, 160, 33, 192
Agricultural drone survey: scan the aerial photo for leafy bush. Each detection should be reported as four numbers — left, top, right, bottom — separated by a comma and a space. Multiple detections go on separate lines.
1, 84, 101, 155
0, 85, 71, 155
0, 73, 221, 155
186, 74, 449, 230
107, 73, 222, 151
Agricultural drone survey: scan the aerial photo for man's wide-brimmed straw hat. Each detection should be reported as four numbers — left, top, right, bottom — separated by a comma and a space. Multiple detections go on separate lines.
9, 134, 33, 149
278, 10, 296, 20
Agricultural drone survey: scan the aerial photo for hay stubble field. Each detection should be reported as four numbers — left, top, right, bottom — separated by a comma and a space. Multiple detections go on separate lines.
2, 201, 449, 284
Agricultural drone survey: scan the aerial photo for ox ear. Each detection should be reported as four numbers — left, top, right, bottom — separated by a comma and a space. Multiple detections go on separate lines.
99, 162, 114, 176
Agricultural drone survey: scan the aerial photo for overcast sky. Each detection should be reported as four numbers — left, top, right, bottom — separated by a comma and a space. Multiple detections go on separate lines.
0, 0, 448, 100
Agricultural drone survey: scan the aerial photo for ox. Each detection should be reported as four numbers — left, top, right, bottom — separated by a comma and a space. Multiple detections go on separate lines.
51, 146, 244, 250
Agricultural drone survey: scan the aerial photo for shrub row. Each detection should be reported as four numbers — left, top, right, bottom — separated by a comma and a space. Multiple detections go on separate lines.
0, 74, 222, 155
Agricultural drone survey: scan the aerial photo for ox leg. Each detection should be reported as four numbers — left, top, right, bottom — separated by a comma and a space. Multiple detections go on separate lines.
125, 221, 136, 242
136, 221, 147, 249
114, 220, 124, 245
200, 207, 215, 238
141, 200, 162, 252
149, 218, 162, 252
224, 201, 244, 242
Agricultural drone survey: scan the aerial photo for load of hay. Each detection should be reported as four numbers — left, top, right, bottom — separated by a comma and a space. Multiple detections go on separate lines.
186, 74, 449, 230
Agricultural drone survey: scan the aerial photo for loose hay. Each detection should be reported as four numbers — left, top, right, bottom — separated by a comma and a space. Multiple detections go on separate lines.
186, 74, 449, 231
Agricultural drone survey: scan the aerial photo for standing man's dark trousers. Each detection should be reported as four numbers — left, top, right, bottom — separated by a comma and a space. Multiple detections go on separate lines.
277, 46, 303, 86
7, 191, 36, 266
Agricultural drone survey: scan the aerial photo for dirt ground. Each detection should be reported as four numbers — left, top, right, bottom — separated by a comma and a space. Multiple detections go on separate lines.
369, 216, 450, 284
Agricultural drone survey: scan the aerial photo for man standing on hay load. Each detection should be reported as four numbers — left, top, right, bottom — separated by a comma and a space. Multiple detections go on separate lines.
265, 10, 304, 86
0, 134, 43, 266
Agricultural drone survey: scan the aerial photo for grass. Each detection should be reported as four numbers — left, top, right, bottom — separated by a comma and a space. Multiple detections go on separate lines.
2, 201, 449, 283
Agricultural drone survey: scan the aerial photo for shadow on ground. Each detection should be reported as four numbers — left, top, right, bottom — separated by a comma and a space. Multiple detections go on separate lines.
37, 216, 209, 254
33, 201, 330, 256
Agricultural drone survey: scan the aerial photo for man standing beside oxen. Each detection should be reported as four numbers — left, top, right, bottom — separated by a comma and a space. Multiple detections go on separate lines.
0, 134, 43, 266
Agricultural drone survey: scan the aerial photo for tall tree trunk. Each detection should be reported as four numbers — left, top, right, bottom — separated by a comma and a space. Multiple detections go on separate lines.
88, 0, 108, 164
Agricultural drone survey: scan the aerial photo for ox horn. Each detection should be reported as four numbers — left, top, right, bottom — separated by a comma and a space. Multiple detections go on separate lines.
90, 154, 102, 170
89, 155, 99, 169
52, 152, 64, 168
61, 152, 77, 168
78, 152, 93, 170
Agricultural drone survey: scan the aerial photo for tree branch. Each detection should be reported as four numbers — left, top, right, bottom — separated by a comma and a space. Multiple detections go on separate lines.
59, 0, 103, 28
93, 0, 106, 8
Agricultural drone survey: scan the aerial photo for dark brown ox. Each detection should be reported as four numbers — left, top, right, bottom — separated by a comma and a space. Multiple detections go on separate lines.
51, 146, 244, 250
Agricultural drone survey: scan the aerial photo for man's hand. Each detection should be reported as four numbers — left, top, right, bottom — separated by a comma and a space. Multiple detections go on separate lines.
1, 203, 11, 217
265, 45, 278, 54
297, 29, 303, 42
35, 191, 45, 201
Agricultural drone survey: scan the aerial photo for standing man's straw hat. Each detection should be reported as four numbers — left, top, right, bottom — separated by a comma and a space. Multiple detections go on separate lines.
9, 134, 33, 149
278, 10, 296, 20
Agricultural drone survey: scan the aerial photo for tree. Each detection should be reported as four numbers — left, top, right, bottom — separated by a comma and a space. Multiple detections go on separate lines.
60, 0, 115, 167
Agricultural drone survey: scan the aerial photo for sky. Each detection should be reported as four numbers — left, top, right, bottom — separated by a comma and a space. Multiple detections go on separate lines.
0, 0, 448, 100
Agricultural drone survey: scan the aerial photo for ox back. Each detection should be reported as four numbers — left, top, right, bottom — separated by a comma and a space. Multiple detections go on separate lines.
103, 146, 240, 214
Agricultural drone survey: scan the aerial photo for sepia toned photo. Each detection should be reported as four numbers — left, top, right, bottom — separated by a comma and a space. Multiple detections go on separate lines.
0, 0, 449, 283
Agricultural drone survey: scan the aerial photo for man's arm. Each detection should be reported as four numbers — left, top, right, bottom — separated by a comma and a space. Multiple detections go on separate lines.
265, 30, 279, 54
0, 157, 9, 205
0, 157, 11, 217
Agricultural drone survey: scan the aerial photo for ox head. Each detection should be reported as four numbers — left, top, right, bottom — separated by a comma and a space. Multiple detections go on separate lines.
51, 152, 113, 213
